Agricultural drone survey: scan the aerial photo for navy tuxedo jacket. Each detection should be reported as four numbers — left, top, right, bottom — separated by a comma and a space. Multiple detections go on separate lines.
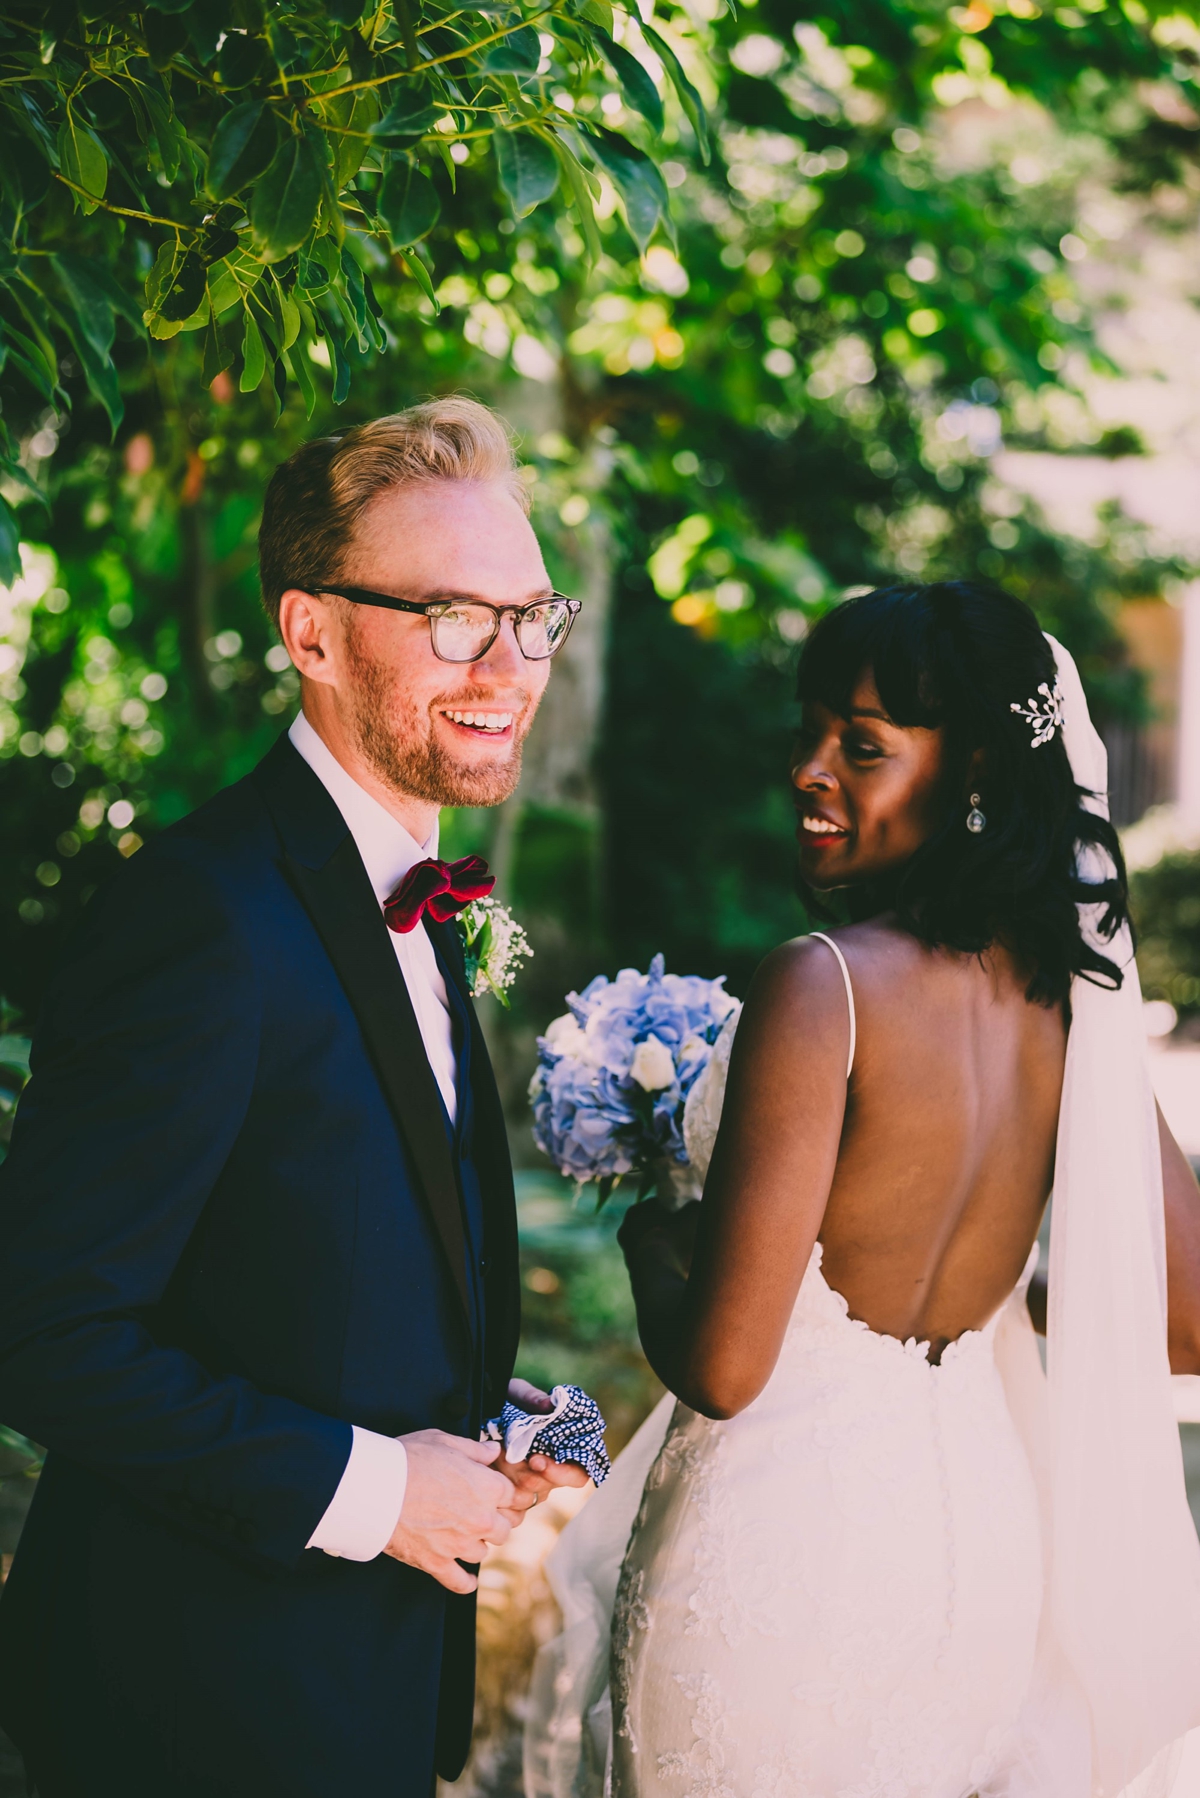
0, 735, 521, 1798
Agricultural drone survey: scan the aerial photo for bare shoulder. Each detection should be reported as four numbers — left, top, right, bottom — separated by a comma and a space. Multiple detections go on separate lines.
760, 917, 926, 993
741, 930, 863, 1060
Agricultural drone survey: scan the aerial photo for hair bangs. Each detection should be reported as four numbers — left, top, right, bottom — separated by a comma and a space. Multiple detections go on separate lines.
797, 588, 945, 730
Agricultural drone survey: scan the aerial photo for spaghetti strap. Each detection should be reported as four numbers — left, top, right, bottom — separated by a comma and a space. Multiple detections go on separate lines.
808, 931, 856, 1080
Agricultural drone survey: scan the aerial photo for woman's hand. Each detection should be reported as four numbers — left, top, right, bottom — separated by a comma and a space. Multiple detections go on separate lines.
492, 1378, 592, 1506
618, 1198, 701, 1281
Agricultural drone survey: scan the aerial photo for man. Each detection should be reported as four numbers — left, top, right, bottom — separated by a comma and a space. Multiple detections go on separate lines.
0, 397, 585, 1797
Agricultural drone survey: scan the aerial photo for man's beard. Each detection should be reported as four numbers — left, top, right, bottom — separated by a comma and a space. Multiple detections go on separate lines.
344, 619, 530, 808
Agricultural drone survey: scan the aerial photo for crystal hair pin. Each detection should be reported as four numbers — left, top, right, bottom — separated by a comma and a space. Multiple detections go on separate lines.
1010, 679, 1065, 748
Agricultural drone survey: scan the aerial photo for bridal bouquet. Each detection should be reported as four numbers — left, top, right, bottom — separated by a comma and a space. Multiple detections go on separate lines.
530, 954, 740, 1208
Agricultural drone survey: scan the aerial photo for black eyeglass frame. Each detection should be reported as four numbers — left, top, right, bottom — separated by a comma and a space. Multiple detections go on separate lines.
305, 583, 582, 663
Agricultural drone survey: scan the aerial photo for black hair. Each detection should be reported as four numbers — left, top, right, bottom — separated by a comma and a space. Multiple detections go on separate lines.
795, 580, 1130, 1005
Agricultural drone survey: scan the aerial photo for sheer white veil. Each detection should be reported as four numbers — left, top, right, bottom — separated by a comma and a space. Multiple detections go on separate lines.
524, 635, 1200, 1798
1033, 635, 1200, 1796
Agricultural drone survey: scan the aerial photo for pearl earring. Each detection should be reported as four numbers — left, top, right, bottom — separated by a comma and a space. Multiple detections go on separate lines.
966, 792, 986, 834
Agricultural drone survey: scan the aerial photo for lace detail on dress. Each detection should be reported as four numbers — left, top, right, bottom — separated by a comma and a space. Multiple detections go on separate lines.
610, 1238, 1044, 1798
656, 1673, 735, 1798
682, 1011, 739, 1190
749, 1745, 821, 1798
612, 1565, 653, 1750
685, 1422, 804, 1649
647, 1413, 706, 1491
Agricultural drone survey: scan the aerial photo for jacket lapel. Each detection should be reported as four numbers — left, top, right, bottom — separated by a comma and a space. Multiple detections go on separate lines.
429, 918, 522, 1390
254, 736, 471, 1325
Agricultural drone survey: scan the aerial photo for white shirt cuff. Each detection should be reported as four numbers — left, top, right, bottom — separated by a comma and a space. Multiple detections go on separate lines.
306, 1425, 409, 1561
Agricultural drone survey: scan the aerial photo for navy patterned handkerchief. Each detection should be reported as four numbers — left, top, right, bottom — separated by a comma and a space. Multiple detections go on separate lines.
485, 1383, 611, 1485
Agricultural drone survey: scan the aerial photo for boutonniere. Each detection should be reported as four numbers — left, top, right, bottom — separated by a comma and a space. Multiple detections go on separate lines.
457, 896, 533, 1008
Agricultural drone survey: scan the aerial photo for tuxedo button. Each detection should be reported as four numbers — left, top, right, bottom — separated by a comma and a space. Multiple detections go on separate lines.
479, 1255, 489, 1274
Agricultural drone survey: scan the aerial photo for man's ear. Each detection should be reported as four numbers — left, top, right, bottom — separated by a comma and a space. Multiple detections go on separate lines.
278, 588, 338, 688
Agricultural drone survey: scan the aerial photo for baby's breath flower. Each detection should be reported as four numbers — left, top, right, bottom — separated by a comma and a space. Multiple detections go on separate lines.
458, 896, 532, 1006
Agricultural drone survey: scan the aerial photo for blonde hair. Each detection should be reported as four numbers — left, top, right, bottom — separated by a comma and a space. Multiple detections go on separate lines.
258, 396, 529, 624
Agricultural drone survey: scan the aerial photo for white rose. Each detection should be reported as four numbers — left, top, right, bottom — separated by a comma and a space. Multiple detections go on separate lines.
543, 1013, 590, 1061
629, 1034, 677, 1092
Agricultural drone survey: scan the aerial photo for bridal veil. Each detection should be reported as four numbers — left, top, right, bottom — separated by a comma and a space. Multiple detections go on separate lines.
524, 635, 1200, 1798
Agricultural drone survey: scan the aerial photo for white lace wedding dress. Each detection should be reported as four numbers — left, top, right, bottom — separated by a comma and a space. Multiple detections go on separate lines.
525, 641, 1200, 1798
610, 973, 1049, 1798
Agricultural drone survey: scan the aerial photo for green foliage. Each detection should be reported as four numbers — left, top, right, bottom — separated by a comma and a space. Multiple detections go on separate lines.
514, 1172, 658, 1449
0, 0, 707, 582
1132, 851, 1200, 1021
0, 996, 30, 1162
4, 0, 1200, 1023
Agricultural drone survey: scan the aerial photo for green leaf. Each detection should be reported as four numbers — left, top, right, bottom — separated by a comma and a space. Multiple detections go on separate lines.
142, 9, 188, 68
145, 239, 182, 313
0, 123, 50, 214
300, 118, 344, 243
596, 30, 663, 132
4, 334, 56, 402
52, 254, 142, 363
639, 22, 711, 164
482, 25, 542, 73
433, 136, 457, 193
201, 311, 234, 384
239, 307, 266, 391
574, 0, 614, 32
2, 311, 57, 406
51, 255, 125, 420
251, 135, 323, 261
58, 307, 123, 432
341, 247, 369, 341
267, 274, 301, 351
139, 79, 185, 181
321, 88, 380, 189
0, 496, 20, 587
494, 128, 559, 218
157, 251, 208, 322
206, 253, 248, 318
370, 88, 442, 143
207, 101, 279, 202
286, 336, 318, 418
322, 310, 354, 403
216, 31, 274, 89
378, 158, 441, 244
0, 1034, 31, 1079
397, 246, 439, 312
548, 129, 602, 261
585, 126, 669, 249
57, 104, 107, 212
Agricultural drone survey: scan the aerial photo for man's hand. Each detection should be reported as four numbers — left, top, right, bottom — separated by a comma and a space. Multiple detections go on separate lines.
385, 1429, 531, 1595
494, 1378, 592, 1503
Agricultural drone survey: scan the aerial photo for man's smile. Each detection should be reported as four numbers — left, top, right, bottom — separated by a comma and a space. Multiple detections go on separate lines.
439, 708, 515, 736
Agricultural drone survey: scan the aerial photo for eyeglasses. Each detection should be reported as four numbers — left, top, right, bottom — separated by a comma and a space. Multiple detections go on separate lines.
306, 584, 582, 664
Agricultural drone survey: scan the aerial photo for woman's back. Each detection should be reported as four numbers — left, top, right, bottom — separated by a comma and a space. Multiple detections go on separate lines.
817, 919, 1067, 1355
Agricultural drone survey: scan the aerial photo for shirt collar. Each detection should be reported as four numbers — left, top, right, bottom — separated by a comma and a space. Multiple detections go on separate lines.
288, 711, 439, 905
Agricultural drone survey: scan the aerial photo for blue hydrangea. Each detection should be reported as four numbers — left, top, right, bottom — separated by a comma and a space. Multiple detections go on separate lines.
529, 954, 738, 1187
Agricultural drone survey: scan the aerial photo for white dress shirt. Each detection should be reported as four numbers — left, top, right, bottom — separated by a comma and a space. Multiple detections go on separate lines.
290, 710, 458, 1559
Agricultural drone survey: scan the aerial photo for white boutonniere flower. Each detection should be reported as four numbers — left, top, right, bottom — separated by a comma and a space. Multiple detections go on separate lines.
457, 896, 533, 1007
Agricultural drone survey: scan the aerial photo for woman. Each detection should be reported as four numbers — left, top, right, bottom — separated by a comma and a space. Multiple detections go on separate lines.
527, 583, 1200, 1798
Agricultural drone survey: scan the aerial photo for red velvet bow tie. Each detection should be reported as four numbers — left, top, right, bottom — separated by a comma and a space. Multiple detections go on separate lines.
383, 855, 495, 935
